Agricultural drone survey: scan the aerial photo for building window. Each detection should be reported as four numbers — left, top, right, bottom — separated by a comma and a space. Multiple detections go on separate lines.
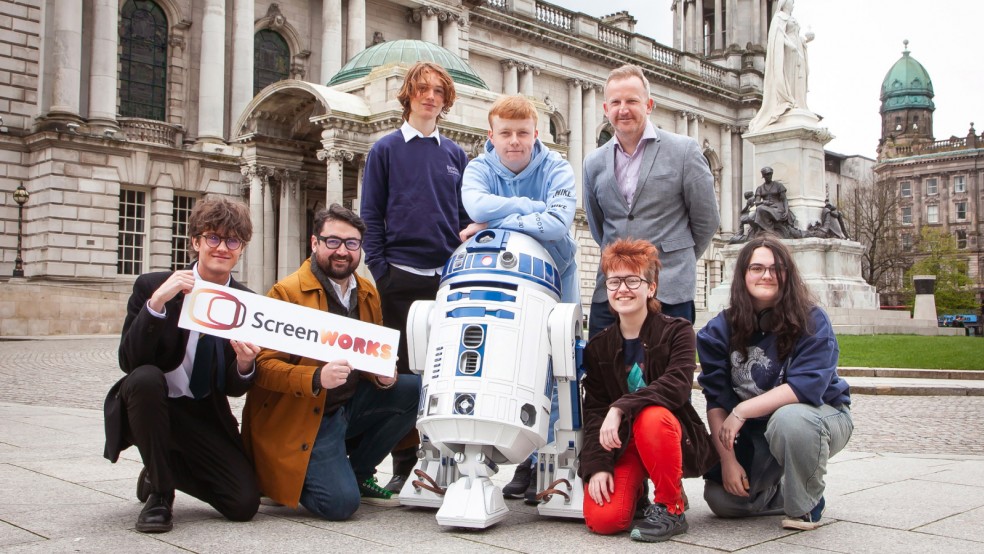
956, 201, 967, 221
954, 175, 966, 193
927, 205, 939, 224
254, 30, 290, 95
118, 189, 147, 275
899, 181, 911, 197
926, 178, 938, 195
902, 206, 912, 225
902, 233, 912, 252
119, 0, 169, 121
956, 230, 967, 249
171, 195, 196, 271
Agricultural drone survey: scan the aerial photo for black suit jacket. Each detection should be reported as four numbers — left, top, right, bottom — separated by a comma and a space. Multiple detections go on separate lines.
103, 270, 255, 462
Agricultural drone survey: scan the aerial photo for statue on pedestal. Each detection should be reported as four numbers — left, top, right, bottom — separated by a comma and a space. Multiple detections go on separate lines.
729, 167, 802, 242
748, 0, 814, 132
807, 197, 849, 240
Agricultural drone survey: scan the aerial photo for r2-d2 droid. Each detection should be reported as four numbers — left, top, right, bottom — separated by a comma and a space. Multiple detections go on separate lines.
400, 229, 585, 528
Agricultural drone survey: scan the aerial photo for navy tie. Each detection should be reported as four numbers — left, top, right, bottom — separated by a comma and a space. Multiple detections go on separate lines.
190, 334, 224, 399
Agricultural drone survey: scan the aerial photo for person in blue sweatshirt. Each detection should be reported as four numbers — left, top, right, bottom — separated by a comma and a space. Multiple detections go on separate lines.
360, 61, 477, 493
696, 234, 853, 531
461, 94, 578, 502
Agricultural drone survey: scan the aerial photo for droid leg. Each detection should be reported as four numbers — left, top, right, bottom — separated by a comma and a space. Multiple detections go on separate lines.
536, 303, 586, 519
399, 434, 459, 508
435, 444, 508, 528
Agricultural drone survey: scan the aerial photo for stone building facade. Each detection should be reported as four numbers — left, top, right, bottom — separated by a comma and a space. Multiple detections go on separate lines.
0, 0, 794, 335
873, 45, 983, 302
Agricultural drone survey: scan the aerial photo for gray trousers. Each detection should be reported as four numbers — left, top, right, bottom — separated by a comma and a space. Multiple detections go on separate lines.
704, 403, 853, 518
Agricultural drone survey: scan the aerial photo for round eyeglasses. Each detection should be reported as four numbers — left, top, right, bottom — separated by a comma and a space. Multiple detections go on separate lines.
197, 234, 243, 251
746, 264, 783, 277
604, 276, 650, 291
318, 235, 362, 251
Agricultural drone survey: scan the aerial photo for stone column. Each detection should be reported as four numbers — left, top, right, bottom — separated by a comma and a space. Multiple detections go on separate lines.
696, 0, 704, 54
198, 0, 226, 141
263, 178, 276, 291
713, 0, 723, 51
761, 0, 770, 45
420, 8, 439, 44
230, 0, 254, 138
672, 0, 683, 51
319, 148, 352, 207
49, 0, 82, 119
441, 13, 459, 54
568, 79, 584, 201
519, 64, 537, 96
502, 60, 518, 95
676, 111, 688, 136
277, 170, 301, 279
689, 113, 700, 141
322, 0, 343, 82
720, 124, 734, 233
582, 83, 597, 156
244, 165, 267, 290
727, 0, 737, 47
347, 0, 366, 59
752, 0, 762, 46
88, 0, 118, 128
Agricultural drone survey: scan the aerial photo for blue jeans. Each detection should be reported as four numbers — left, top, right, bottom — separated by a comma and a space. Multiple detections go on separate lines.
589, 300, 695, 338
299, 375, 421, 520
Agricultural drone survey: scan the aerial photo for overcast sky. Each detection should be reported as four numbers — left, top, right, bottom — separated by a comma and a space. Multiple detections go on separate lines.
553, 0, 982, 159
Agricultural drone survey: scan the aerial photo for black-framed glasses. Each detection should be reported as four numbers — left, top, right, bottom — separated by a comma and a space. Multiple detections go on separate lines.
198, 234, 243, 251
317, 235, 362, 251
604, 276, 650, 291
747, 264, 783, 277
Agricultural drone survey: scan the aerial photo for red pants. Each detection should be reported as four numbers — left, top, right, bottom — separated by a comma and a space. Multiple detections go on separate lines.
582, 406, 684, 535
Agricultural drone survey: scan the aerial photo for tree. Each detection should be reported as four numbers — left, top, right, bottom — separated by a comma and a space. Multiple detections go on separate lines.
903, 227, 978, 314
841, 178, 908, 297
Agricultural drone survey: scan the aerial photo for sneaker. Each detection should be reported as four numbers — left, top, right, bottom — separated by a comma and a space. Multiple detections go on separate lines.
523, 475, 540, 505
383, 474, 408, 494
630, 503, 688, 543
358, 476, 400, 507
782, 497, 825, 531
503, 458, 533, 499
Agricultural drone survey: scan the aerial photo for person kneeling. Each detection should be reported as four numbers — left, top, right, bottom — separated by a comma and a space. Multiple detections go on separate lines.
578, 239, 716, 542
242, 205, 420, 519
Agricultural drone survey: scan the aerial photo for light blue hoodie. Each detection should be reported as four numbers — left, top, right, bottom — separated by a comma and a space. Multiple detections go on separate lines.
462, 138, 579, 303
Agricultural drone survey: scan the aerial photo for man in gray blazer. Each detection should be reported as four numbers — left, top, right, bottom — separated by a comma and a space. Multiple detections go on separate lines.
584, 64, 719, 336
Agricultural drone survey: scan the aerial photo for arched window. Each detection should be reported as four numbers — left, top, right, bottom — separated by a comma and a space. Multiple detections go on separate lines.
119, 0, 168, 121
254, 30, 290, 95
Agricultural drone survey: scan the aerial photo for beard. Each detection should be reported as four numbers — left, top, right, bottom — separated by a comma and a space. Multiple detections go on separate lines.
318, 254, 358, 281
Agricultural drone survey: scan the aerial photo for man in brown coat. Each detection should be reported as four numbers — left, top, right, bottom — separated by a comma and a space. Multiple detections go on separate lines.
242, 204, 420, 519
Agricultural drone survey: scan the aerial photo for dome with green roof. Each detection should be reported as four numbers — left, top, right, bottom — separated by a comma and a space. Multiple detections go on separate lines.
880, 41, 934, 114
327, 40, 488, 89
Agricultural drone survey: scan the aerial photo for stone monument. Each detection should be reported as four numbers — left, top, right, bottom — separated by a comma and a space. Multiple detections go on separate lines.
709, 0, 879, 313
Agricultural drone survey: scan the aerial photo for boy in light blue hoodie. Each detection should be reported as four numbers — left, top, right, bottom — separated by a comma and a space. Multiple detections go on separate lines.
461, 94, 579, 304
461, 95, 579, 501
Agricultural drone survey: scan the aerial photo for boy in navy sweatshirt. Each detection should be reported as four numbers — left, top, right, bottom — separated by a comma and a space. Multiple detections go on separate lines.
360, 61, 478, 492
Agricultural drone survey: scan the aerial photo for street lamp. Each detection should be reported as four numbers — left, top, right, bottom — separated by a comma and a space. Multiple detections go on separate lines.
12, 182, 29, 278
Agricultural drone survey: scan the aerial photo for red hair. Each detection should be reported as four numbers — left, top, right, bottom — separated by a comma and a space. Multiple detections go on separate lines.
600, 238, 662, 313
488, 95, 538, 127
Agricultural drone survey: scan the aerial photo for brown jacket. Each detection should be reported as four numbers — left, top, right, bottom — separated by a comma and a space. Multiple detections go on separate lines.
578, 311, 717, 482
242, 260, 384, 507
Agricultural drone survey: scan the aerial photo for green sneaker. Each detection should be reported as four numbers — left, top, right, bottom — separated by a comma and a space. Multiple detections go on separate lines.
359, 476, 400, 507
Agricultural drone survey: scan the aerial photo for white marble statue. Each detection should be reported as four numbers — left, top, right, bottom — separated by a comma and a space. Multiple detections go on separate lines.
748, 0, 814, 132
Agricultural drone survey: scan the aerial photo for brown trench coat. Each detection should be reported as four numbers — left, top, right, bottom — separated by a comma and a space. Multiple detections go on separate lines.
241, 260, 384, 507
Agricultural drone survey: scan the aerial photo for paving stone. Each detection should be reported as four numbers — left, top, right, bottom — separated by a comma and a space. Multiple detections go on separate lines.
832, 479, 984, 530
914, 505, 984, 544
782, 520, 984, 553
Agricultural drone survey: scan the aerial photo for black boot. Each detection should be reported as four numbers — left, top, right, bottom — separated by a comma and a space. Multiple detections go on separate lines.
136, 466, 151, 503
502, 458, 533, 499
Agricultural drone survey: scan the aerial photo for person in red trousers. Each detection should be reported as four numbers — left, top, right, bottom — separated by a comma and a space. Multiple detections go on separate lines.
578, 239, 716, 542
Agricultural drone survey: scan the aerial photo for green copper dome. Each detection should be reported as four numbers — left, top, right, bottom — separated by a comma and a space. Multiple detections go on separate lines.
880, 43, 934, 114
327, 40, 489, 89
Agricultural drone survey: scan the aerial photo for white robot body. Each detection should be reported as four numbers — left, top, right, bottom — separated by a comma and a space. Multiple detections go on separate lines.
401, 229, 584, 528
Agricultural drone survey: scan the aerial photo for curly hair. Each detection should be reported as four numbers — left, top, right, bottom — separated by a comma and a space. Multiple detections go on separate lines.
188, 197, 252, 258
397, 62, 456, 122
727, 234, 816, 362
600, 238, 662, 313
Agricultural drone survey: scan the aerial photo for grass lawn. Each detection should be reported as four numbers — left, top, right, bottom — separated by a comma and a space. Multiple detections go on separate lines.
837, 335, 984, 370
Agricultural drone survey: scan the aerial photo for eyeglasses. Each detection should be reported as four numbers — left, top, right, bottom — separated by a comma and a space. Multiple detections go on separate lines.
747, 264, 783, 277
197, 234, 243, 251
604, 276, 650, 291
317, 235, 362, 251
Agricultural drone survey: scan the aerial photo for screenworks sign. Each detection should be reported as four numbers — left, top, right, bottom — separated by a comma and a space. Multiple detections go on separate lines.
178, 282, 398, 377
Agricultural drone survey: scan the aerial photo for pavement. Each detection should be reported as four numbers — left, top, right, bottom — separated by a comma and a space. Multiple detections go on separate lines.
1, 337, 984, 552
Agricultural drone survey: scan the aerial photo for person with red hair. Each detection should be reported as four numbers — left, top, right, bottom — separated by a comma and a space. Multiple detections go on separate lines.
578, 239, 716, 542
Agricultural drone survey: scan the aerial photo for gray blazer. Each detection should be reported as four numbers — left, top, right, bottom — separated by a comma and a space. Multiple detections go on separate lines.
583, 127, 719, 305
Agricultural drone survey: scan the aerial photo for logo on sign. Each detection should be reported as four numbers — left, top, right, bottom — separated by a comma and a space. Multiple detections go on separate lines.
189, 289, 247, 330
